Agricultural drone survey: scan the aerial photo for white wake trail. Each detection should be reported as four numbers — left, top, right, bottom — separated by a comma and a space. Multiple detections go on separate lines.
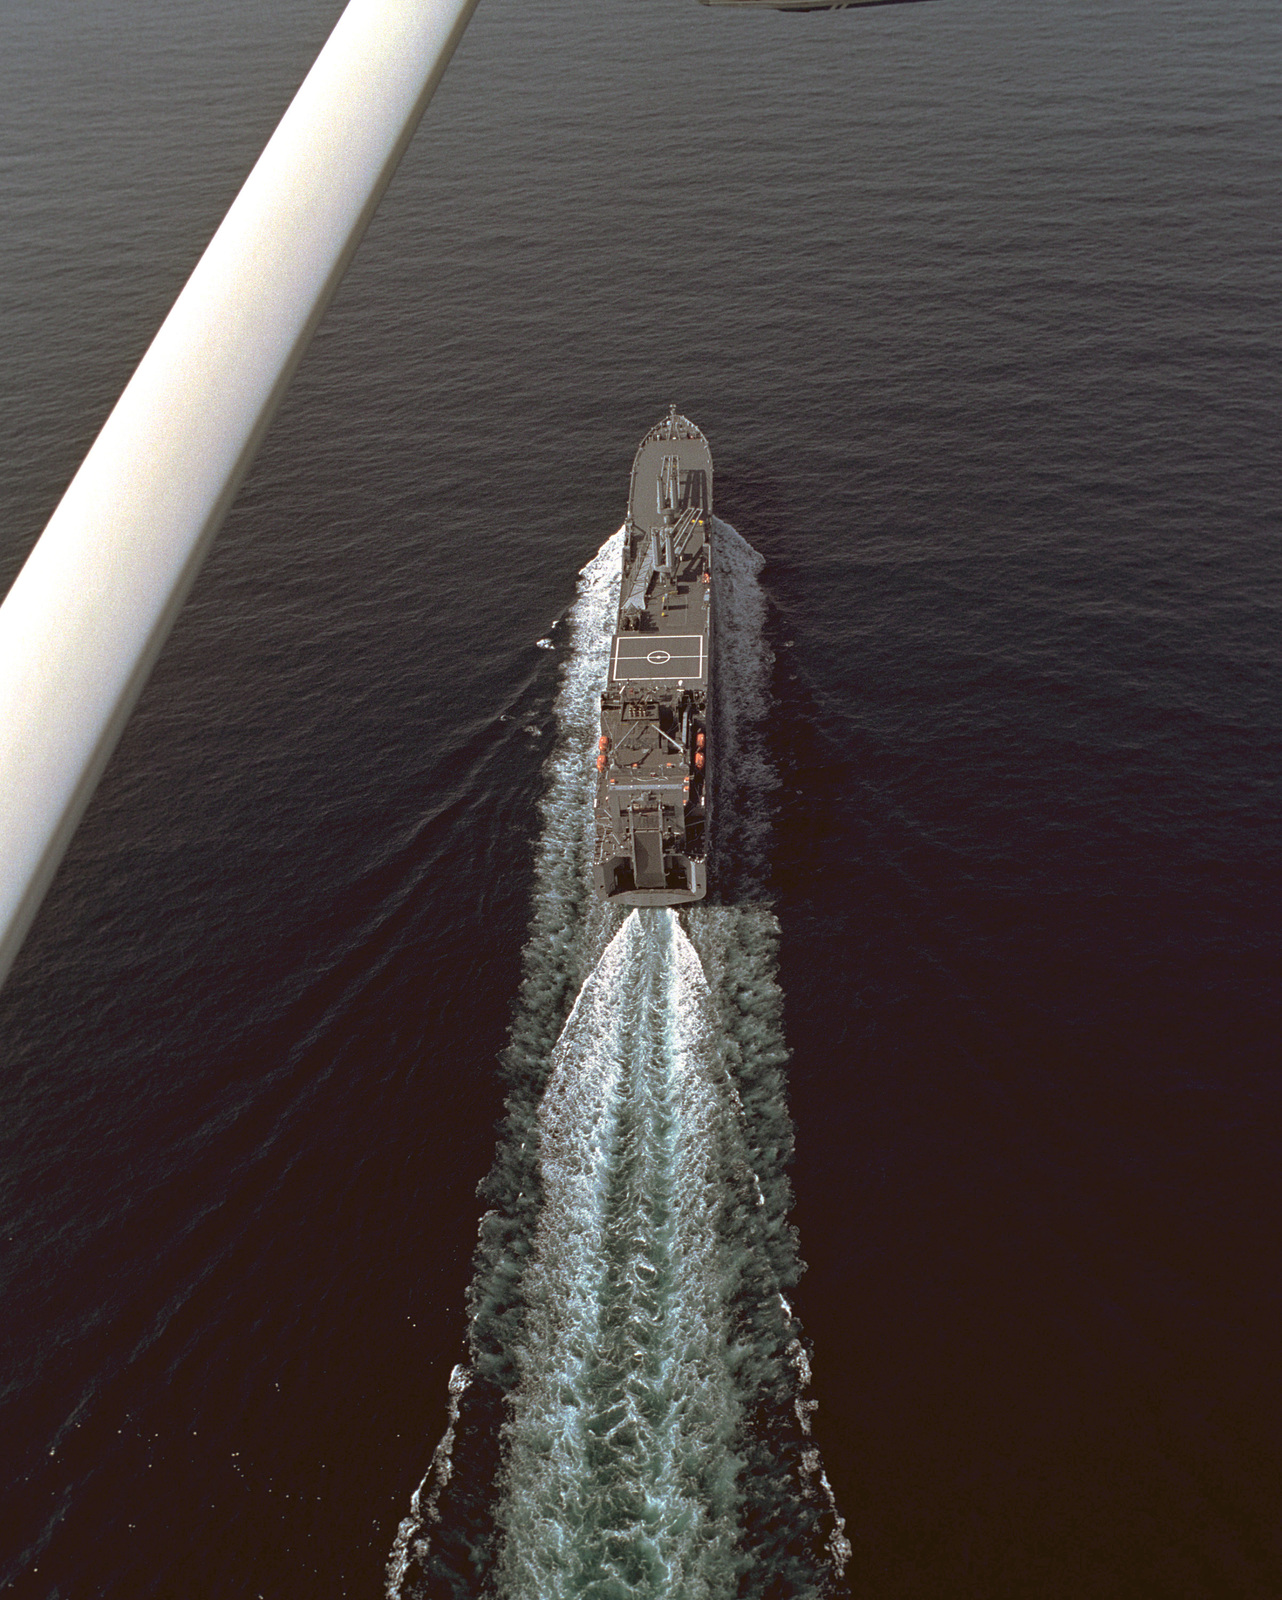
497, 910, 742, 1600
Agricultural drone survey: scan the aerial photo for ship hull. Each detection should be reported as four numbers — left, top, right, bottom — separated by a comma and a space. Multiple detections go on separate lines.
593, 410, 714, 906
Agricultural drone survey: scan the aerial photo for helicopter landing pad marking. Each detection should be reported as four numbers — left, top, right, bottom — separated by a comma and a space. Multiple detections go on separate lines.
611, 633, 705, 684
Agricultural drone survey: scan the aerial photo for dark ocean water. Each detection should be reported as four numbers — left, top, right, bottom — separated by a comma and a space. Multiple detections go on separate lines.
2, 0, 1280, 1595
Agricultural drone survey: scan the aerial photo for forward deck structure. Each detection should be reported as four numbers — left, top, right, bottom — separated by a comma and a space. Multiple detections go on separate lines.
593, 409, 713, 905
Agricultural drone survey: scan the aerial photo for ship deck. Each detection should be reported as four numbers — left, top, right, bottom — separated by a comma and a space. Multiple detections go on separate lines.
610, 533, 710, 689
610, 632, 706, 686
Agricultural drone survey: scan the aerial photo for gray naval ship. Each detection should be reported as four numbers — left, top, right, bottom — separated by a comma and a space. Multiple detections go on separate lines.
700, 0, 931, 10
593, 409, 713, 906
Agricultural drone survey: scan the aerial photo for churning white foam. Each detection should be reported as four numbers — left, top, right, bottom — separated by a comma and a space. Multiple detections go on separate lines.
496, 909, 741, 1600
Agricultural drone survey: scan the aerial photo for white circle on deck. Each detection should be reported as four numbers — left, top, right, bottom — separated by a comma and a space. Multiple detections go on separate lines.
646, 650, 672, 664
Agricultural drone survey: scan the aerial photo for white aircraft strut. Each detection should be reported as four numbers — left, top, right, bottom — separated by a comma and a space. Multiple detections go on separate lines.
0, 0, 481, 987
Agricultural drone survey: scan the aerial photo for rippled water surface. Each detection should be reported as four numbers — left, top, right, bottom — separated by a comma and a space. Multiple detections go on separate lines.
1, 0, 1279, 1596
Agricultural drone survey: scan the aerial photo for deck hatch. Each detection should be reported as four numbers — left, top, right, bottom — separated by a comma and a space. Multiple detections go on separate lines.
631, 825, 666, 889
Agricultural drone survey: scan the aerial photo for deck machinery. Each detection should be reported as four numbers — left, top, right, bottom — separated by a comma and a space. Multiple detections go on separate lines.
593, 408, 714, 905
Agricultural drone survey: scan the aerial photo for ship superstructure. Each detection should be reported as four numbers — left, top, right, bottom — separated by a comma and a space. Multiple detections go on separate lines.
593, 408, 713, 905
